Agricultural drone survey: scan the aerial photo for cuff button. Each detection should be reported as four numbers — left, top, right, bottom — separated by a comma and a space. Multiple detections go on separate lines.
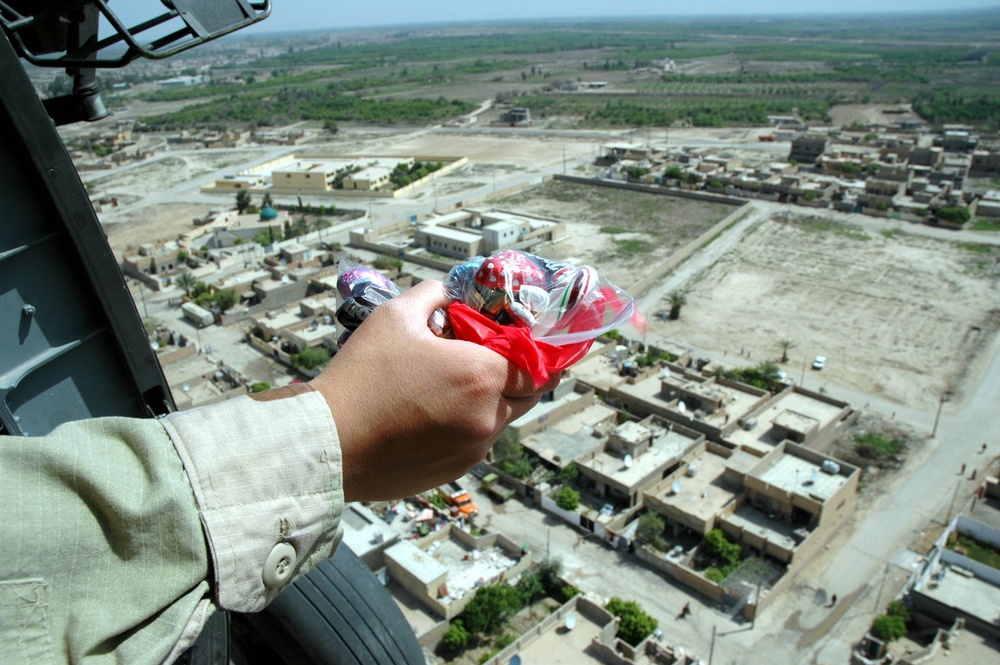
263, 542, 297, 588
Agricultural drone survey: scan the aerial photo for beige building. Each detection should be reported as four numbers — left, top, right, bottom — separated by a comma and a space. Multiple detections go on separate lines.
383, 524, 531, 620
413, 208, 567, 259
643, 439, 859, 579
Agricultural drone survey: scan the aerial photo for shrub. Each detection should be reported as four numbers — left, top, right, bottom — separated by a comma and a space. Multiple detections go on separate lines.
555, 486, 579, 511
605, 597, 658, 647
871, 614, 907, 642
703, 529, 741, 568
462, 584, 522, 635
292, 347, 331, 370
704, 567, 726, 584
495, 633, 516, 649
250, 382, 271, 393
441, 620, 469, 653
936, 206, 971, 224
636, 513, 668, 551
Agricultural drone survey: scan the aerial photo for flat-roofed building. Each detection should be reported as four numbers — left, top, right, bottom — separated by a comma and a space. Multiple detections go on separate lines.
576, 418, 703, 511
413, 208, 565, 259
344, 166, 391, 191
724, 386, 852, 455
383, 524, 530, 620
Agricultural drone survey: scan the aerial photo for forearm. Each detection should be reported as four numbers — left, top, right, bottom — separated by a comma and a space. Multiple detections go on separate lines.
1, 389, 346, 664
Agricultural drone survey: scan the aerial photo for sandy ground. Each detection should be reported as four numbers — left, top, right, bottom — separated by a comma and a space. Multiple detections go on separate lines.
827, 103, 925, 129
644, 213, 1000, 409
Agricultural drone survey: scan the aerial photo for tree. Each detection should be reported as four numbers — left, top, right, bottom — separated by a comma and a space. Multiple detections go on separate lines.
441, 620, 469, 654
175, 271, 196, 298
871, 614, 907, 642
703, 529, 741, 569
667, 289, 688, 320
605, 597, 658, 647
292, 347, 331, 370
514, 572, 544, 604
555, 486, 579, 511
636, 513, 668, 551
214, 288, 238, 312
235, 189, 251, 213
461, 584, 521, 635
936, 206, 971, 224
779, 338, 796, 363
261, 192, 274, 208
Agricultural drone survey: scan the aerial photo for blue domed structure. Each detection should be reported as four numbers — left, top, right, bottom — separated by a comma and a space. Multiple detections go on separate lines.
259, 205, 278, 221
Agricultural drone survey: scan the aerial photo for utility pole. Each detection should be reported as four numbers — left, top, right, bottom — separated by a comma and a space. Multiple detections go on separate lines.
707, 625, 717, 665
752, 579, 763, 630
931, 389, 951, 438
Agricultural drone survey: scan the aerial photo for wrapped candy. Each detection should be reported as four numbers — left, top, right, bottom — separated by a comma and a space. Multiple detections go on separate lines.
442, 250, 636, 388
335, 251, 639, 388
334, 259, 401, 346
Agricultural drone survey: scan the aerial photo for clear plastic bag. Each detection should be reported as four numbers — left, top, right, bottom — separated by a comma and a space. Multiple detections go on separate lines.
335, 251, 638, 388
442, 250, 635, 345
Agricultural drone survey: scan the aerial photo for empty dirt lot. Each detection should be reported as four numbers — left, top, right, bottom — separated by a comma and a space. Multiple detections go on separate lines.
641, 213, 1000, 410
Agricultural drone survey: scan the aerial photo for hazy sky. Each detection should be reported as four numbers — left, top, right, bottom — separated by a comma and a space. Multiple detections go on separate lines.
116, 1, 1000, 34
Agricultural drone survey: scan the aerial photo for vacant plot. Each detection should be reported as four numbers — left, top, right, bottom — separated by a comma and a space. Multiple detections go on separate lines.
491, 179, 734, 288
646, 214, 1000, 409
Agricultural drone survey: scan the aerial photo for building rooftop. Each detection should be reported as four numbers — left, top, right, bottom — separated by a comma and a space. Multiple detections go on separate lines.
918, 561, 1000, 630
753, 453, 849, 501
519, 392, 614, 467
513, 607, 607, 664
651, 448, 737, 526
723, 503, 799, 551
425, 535, 519, 603
385, 540, 448, 586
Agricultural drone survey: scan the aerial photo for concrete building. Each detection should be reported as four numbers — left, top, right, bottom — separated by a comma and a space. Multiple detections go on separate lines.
383, 523, 531, 620
501, 107, 531, 126
412, 208, 566, 259
575, 417, 704, 513
907, 516, 1000, 642
789, 134, 829, 165
641, 440, 859, 598
343, 166, 391, 191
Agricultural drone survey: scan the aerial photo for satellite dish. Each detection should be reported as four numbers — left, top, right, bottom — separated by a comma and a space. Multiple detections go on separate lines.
510, 656, 522, 665
623, 454, 634, 469
671, 480, 682, 494
565, 611, 577, 631
678, 401, 687, 413
662, 367, 671, 379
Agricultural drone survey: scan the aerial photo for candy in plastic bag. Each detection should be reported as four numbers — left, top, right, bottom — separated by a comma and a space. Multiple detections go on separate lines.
441, 250, 637, 388
335, 258, 400, 346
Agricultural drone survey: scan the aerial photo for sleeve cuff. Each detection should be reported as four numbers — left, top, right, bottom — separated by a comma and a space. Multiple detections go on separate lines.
161, 391, 344, 612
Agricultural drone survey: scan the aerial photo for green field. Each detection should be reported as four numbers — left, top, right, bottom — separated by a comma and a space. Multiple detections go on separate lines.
110, 10, 1000, 131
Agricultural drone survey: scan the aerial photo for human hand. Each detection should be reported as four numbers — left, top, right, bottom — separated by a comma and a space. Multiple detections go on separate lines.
310, 280, 559, 502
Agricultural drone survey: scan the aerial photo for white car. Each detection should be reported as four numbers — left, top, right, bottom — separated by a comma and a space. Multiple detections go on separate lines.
812, 355, 827, 370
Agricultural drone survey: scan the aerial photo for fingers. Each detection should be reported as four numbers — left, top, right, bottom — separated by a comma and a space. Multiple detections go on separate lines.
501, 362, 562, 399
392, 279, 449, 320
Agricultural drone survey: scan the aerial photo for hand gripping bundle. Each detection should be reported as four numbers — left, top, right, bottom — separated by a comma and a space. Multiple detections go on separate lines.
336, 250, 638, 389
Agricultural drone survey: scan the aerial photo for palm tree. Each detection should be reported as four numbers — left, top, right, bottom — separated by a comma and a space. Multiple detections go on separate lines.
779, 338, 796, 363
175, 271, 196, 298
667, 289, 688, 320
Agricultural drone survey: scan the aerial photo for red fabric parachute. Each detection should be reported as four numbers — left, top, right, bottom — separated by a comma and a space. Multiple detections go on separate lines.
446, 302, 594, 390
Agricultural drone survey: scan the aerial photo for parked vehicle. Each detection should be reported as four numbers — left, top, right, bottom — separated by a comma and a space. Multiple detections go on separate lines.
813, 355, 827, 370
437, 481, 479, 518
481, 473, 516, 503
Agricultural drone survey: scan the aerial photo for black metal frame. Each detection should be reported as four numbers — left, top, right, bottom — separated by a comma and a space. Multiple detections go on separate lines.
0, 0, 270, 68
